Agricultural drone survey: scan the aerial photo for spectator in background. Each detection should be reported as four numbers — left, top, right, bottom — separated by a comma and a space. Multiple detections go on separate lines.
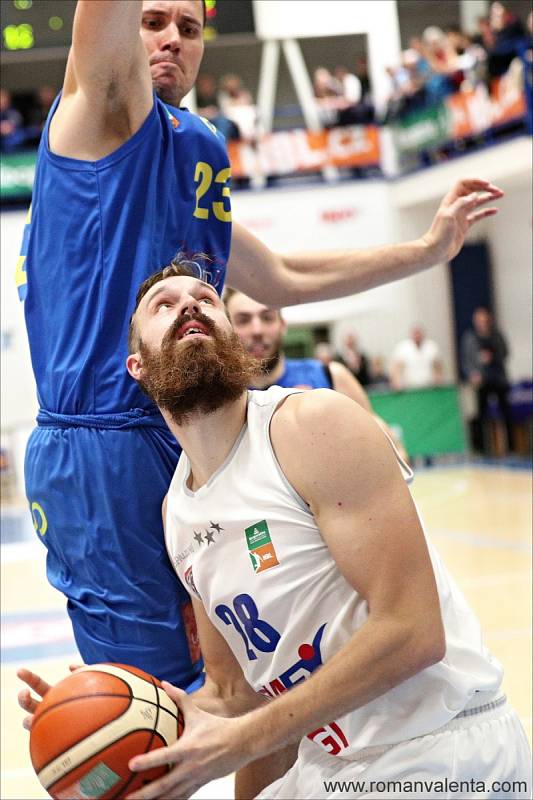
30, 86, 56, 129
461, 307, 514, 454
196, 72, 240, 141
422, 26, 463, 102
218, 73, 258, 143
312, 66, 344, 127
336, 333, 370, 386
390, 326, 443, 391
354, 54, 371, 100
473, 15, 496, 54
487, 1, 527, 78
334, 65, 375, 124
0, 89, 25, 153
26, 85, 57, 147
368, 355, 390, 390
314, 341, 334, 366
445, 27, 487, 88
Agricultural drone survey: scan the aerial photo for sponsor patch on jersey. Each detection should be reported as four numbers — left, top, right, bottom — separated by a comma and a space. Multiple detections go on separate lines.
165, 108, 180, 129
244, 520, 279, 574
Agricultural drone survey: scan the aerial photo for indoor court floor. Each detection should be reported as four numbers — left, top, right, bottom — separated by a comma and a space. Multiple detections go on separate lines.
1, 463, 531, 800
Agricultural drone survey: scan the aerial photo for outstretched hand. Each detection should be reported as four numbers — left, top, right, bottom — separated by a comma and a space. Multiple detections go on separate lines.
126, 681, 254, 800
422, 178, 504, 264
17, 664, 83, 731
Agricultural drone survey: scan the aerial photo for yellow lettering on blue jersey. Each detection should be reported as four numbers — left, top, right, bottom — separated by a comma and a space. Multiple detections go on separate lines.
31, 502, 48, 536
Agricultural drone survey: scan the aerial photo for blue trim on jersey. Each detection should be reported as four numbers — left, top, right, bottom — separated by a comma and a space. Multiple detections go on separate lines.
37, 408, 168, 430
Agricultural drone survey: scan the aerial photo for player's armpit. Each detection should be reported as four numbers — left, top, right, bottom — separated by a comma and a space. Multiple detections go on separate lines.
50, 2, 152, 159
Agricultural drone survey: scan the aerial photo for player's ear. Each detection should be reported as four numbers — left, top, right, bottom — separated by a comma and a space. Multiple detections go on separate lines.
280, 314, 288, 335
126, 352, 143, 381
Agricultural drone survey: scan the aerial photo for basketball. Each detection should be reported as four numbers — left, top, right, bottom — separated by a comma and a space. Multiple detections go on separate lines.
29, 663, 183, 799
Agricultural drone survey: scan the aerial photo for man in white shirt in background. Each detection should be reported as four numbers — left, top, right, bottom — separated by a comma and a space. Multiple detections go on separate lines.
390, 325, 443, 391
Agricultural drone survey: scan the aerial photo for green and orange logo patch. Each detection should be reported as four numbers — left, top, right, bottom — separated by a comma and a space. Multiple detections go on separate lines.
245, 520, 279, 574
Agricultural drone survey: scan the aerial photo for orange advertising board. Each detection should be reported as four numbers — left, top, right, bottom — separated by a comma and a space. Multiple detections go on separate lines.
227, 125, 380, 179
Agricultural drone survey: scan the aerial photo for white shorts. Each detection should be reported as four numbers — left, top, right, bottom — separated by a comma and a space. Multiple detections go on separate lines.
258, 697, 532, 799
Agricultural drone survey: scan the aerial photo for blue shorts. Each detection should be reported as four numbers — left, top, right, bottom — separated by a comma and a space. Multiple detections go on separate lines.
25, 416, 203, 690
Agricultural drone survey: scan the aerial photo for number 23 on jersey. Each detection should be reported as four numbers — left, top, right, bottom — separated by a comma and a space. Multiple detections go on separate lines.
193, 162, 231, 223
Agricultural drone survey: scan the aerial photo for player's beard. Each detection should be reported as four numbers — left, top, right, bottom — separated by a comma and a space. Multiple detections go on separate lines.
138, 313, 259, 425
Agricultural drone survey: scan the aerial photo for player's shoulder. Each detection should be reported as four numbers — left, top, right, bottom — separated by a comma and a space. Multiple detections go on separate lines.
274, 388, 362, 439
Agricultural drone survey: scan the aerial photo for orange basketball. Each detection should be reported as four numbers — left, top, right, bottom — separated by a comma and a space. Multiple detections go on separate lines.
29, 663, 183, 799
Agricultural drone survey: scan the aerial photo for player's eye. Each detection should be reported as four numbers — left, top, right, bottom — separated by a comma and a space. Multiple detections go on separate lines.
182, 25, 200, 37
143, 18, 163, 29
156, 302, 172, 312
200, 296, 214, 304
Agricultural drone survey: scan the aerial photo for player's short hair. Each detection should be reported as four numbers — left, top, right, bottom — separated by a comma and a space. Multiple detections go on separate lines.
222, 285, 238, 310
128, 252, 213, 353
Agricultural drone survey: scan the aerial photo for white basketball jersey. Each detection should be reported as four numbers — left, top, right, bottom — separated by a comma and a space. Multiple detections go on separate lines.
166, 386, 502, 756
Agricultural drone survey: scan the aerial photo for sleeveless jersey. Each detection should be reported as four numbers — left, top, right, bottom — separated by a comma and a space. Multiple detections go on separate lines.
17, 94, 232, 416
274, 358, 332, 390
166, 386, 503, 753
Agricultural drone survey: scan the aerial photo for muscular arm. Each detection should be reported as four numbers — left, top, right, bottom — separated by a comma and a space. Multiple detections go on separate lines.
50, 0, 152, 159
128, 395, 444, 798
226, 179, 503, 306
240, 391, 445, 753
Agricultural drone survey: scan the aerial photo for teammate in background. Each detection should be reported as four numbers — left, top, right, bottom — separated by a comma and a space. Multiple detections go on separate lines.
224, 287, 371, 404
19, 0, 504, 691
121, 265, 527, 798
225, 288, 409, 461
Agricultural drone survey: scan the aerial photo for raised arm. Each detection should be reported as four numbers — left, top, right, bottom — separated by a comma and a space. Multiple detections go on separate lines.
226, 179, 503, 307
50, 0, 152, 159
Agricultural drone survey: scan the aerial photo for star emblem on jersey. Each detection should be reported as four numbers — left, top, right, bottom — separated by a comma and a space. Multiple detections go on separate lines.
192, 523, 225, 548
193, 530, 203, 545
245, 520, 280, 573
210, 522, 224, 534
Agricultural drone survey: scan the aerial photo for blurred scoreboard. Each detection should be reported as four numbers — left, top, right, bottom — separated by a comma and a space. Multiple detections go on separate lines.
1, 0, 255, 51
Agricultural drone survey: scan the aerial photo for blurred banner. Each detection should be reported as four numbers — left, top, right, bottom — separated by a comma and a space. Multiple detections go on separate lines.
227, 125, 380, 178
392, 75, 528, 160
1, 75, 529, 199
369, 386, 467, 458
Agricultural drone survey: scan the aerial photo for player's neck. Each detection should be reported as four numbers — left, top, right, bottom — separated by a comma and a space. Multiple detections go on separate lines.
249, 353, 286, 389
163, 392, 249, 490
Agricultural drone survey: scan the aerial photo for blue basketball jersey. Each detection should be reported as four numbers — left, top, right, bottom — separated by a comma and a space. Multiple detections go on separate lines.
17, 96, 232, 687
275, 358, 333, 390
17, 94, 232, 416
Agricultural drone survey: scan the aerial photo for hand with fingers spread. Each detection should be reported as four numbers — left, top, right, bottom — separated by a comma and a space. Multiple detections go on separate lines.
125, 681, 254, 800
17, 664, 83, 731
421, 178, 504, 264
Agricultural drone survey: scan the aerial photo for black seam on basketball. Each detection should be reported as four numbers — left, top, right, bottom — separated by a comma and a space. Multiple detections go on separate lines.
110, 674, 162, 800
131, 696, 179, 722
32, 692, 133, 728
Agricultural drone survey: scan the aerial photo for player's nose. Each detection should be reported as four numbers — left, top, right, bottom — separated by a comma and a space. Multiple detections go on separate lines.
160, 22, 181, 51
179, 296, 201, 318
